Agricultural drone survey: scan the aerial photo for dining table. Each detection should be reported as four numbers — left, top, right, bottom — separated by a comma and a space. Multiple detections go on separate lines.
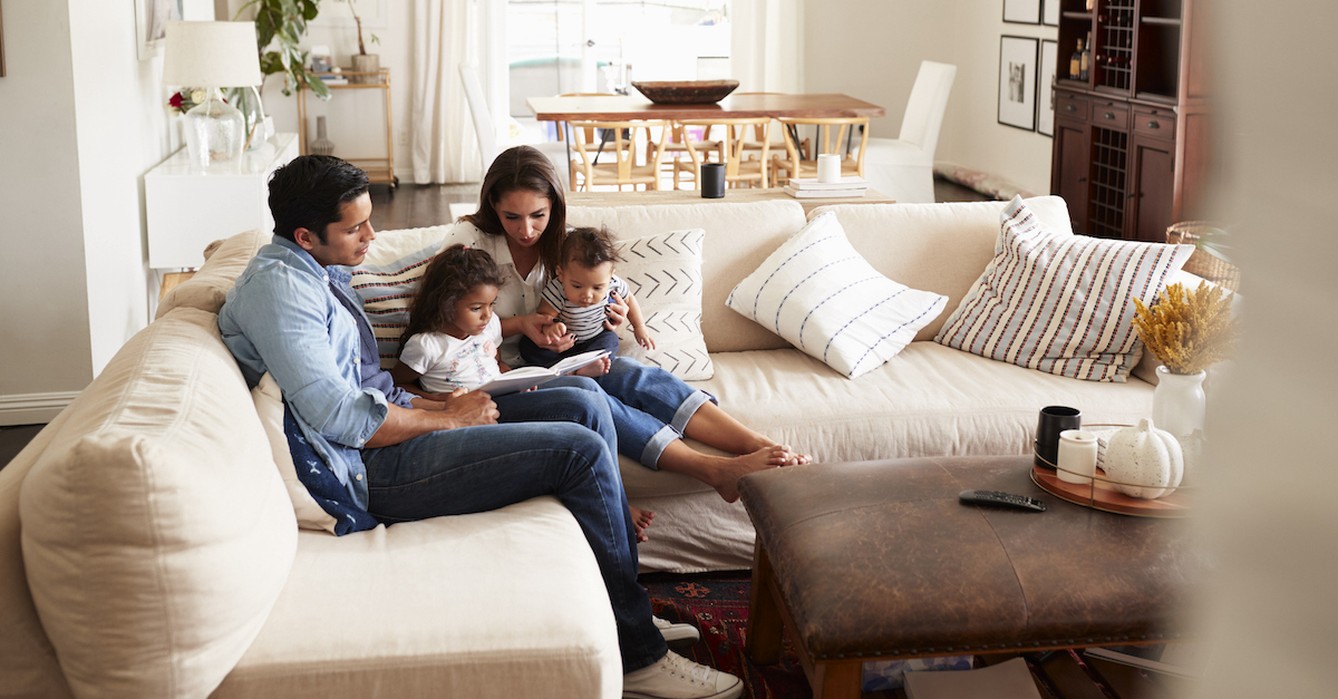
526, 92, 886, 122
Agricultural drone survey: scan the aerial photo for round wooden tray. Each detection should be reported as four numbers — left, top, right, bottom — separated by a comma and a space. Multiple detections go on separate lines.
1031, 462, 1192, 518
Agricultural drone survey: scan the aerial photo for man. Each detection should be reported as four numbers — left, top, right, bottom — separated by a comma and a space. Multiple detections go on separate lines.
217, 155, 742, 699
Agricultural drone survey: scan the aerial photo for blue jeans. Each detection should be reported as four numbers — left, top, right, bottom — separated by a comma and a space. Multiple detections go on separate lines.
361, 383, 666, 672
596, 357, 714, 468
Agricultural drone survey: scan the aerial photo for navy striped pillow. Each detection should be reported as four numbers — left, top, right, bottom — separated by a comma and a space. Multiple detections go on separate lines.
934, 196, 1193, 382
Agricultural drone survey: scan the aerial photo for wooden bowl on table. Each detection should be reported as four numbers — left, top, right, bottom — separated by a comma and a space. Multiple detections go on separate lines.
631, 80, 740, 105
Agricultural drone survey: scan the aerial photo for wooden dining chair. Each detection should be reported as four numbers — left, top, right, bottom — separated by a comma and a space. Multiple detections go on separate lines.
555, 93, 620, 189
772, 116, 870, 186
567, 119, 669, 192
676, 117, 773, 190
648, 122, 723, 190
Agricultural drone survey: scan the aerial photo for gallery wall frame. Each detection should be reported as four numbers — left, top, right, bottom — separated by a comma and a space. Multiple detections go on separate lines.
1043, 0, 1060, 26
998, 35, 1039, 132
1038, 39, 1058, 136
136, 0, 212, 61
1004, 0, 1042, 24
1, 0, 7, 78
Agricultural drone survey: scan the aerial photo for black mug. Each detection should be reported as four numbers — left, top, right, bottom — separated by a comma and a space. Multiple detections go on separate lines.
1035, 405, 1082, 469
701, 163, 725, 198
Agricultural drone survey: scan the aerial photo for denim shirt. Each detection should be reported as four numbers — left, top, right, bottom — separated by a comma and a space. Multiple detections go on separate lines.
219, 236, 415, 509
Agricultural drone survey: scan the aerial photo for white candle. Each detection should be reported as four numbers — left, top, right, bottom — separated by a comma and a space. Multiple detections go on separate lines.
1057, 429, 1099, 485
817, 153, 841, 183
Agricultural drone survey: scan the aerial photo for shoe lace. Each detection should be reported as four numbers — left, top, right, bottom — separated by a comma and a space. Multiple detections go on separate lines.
662, 652, 715, 686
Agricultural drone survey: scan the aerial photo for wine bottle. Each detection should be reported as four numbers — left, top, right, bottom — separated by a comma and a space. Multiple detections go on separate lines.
1070, 39, 1083, 80
1080, 33, 1091, 80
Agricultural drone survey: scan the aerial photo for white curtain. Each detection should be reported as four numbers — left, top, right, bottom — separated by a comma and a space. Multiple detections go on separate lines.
731, 0, 805, 93
411, 0, 482, 184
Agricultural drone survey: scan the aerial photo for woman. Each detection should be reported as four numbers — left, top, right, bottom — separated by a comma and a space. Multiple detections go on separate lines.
402, 145, 808, 502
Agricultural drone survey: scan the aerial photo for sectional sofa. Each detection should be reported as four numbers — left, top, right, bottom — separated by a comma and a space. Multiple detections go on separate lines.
0, 196, 1190, 697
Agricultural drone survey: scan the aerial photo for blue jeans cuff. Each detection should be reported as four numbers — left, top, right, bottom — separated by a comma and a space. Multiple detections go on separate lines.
639, 425, 681, 470
670, 390, 715, 435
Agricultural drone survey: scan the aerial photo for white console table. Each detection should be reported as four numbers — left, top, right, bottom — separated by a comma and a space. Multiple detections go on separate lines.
145, 132, 299, 270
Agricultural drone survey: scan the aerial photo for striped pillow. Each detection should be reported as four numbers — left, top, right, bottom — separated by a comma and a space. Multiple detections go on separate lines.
934, 196, 1194, 382
725, 212, 948, 379
351, 225, 477, 368
614, 229, 714, 380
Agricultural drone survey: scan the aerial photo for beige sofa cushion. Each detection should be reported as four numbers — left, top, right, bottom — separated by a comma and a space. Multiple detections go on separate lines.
214, 498, 621, 699
569, 199, 808, 353
19, 308, 297, 699
810, 196, 1075, 342
156, 229, 268, 318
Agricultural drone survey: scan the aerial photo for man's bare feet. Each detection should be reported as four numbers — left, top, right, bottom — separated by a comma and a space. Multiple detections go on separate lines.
630, 505, 654, 543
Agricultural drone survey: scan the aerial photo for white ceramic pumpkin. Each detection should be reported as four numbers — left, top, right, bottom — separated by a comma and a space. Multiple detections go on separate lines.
1102, 418, 1184, 499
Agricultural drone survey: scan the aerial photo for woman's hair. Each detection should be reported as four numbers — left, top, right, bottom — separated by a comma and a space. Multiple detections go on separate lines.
401, 244, 506, 346
560, 226, 622, 270
463, 145, 567, 274
267, 155, 369, 242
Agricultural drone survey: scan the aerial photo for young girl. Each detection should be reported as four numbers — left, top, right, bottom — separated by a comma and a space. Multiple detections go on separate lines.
519, 226, 654, 368
396, 244, 653, 539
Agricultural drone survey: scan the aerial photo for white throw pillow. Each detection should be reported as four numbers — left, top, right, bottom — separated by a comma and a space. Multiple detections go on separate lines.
935, 196, 1194, 382
725, 212, 948, 378
18, 308, 296, 698
613, 228, 714, 380
252, 373, 340, 533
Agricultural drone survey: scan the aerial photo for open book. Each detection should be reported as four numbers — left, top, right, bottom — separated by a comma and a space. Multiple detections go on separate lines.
473, 349, 610, 396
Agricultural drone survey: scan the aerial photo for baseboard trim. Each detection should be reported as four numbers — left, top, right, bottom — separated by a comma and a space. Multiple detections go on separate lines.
0, 391, 79, 426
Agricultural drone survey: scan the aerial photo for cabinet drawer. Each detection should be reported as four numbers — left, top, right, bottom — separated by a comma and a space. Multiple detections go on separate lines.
1133, 107, 1177, 140
1090, 100, 1131, 130
1055, 91, 1090, 120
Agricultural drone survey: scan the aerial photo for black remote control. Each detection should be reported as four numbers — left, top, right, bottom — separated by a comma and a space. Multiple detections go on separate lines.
958, 489, 1047, 512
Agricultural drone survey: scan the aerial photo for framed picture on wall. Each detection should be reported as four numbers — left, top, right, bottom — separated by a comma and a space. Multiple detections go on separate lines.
1004, 0, 1042, 24
136, 0, 212, 61
1, 0, 7, 78
1038, 39, 1058, 136
998, 35, 1038, 131
1042, 0, 1060, 26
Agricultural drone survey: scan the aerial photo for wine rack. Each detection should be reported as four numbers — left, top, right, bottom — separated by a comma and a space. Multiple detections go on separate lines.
1049, 0, 1208, 242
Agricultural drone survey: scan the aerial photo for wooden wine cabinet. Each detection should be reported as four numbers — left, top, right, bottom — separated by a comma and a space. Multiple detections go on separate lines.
1050, 0, 1208, 242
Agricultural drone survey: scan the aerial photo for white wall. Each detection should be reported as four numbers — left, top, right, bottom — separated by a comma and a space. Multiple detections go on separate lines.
802, 0, 1056, 194
0, 0, 175, 424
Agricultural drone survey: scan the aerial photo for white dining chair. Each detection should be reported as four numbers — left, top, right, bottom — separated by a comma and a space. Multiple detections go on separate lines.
459, 63, 570, 189
863, 60, 957, 204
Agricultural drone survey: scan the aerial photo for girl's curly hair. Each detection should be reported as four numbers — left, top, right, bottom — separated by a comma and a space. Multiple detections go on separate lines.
400, 244, 506, 347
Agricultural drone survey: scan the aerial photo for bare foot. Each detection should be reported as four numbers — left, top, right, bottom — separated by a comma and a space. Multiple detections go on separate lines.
630, 505, 654, 543
707, 445, 790, 503
574, 356, 612, 378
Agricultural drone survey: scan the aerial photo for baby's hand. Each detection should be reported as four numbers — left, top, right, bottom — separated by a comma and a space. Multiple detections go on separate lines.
542, 321, 570, 345
634, 326, 656, 350
574, 356, 612, 378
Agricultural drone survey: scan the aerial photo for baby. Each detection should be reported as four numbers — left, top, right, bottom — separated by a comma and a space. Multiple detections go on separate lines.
519, 226, 655, 368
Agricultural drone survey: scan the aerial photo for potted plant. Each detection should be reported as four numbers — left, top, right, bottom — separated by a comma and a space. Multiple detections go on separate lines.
347, 0, 381, 84
237, 0, 330, 100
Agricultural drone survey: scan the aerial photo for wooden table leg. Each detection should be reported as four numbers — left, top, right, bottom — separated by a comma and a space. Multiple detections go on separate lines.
813, 660, 864, 699
745, 541, 783, 664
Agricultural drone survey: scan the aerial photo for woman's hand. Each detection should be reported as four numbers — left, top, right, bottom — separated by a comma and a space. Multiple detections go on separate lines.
521, 312, 575, 353
604, 292, 630, 332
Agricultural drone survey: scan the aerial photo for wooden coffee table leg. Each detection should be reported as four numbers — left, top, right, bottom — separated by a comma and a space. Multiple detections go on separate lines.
813, 660, 863, 699
745, 542, 782, 664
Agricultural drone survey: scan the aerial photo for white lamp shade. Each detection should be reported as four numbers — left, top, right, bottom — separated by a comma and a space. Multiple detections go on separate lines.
162, 21, 263, 88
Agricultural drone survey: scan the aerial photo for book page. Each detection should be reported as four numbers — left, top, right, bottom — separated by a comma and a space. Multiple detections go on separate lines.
473, 366, 557, 396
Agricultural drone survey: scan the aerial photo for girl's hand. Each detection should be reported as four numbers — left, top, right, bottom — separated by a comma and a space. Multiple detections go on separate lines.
604, 292, 629, 331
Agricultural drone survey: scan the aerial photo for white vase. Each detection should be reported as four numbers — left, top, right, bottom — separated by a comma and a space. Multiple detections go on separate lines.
1151, 365, 1206, 439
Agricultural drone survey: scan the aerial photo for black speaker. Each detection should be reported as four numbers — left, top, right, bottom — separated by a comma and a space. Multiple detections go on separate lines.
700, 163, 725, 198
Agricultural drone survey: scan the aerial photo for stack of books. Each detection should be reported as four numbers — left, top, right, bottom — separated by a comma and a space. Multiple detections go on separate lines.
783, 176, 869, 199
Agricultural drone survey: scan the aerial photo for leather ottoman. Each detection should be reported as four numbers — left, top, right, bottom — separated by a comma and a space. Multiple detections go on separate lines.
739, 456, 1204, 698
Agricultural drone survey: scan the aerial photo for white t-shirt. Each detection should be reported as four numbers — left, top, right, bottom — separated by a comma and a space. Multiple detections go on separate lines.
399, 314, 503, 393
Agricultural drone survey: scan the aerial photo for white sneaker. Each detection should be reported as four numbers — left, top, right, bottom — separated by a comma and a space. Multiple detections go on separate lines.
623, 651, 743, 699
652, 615, 702, 645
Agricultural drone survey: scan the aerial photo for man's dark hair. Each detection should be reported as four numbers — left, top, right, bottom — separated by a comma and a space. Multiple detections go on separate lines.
268, 155, 370, 242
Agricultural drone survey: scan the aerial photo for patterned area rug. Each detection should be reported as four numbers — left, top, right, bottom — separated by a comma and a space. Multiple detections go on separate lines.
641, 571, 812, 699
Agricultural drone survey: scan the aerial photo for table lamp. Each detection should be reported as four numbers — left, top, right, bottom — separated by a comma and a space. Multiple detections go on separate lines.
162, 21, 263, 168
